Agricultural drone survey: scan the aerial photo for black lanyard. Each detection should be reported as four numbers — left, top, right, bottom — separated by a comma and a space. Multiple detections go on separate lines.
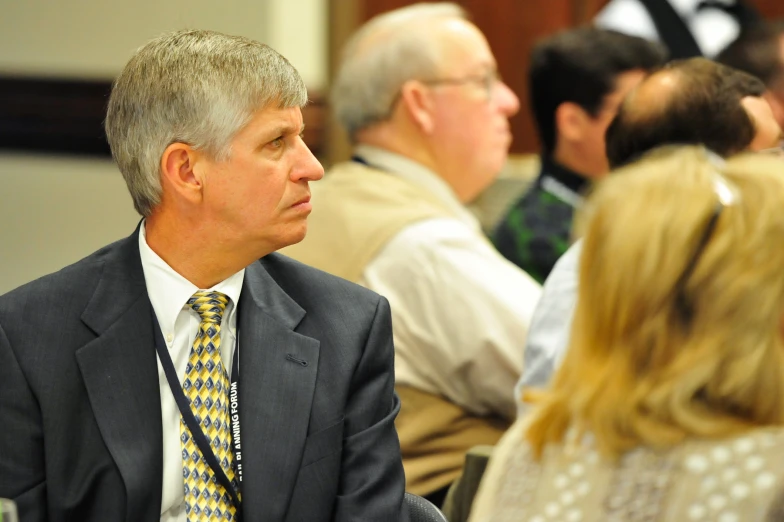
351, 155, 370, 166
152, 310, 243, 518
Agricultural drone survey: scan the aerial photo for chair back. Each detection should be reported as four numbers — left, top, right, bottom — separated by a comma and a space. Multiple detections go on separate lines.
405, 492, 449, 522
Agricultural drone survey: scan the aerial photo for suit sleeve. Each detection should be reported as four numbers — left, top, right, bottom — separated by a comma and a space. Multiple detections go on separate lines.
0, 321, 47, 522
331, 296, 409, 522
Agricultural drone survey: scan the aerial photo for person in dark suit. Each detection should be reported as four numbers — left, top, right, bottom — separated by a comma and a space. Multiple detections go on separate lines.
596, 0, 760, 59
0, 29, 408, 522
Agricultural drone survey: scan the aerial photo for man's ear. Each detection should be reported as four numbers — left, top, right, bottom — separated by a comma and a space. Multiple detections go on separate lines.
160, 142, 205, 205
399, 80, 436, 134
555, 102, 589, 144
743, 95, 782, 151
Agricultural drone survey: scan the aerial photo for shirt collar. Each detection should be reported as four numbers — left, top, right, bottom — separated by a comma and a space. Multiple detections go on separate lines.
353, 144, 481, 230
540, 157, 591, 195
138, 221, 245, 335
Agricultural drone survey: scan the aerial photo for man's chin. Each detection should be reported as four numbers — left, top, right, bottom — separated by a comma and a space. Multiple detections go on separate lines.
279, 224, 309, 249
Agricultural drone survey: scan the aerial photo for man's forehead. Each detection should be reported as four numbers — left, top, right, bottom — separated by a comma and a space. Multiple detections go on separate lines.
245, 105, 304, 134
434, 19, 495, 72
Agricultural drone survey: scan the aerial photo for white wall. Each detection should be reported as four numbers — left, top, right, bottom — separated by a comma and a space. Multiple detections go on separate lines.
0, 153, 140, 295
0, 0, 328, 293
0, 0, 327, 89
267, 0, 328, 91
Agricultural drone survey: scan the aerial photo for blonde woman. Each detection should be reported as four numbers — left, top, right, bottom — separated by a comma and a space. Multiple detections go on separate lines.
470, 146, 784, 521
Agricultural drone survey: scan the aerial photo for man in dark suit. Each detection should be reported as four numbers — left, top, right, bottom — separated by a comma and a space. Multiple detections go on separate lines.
0, 29, 408, 522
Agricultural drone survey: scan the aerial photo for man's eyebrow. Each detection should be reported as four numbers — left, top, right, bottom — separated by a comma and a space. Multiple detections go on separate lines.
268, 123, 306, 137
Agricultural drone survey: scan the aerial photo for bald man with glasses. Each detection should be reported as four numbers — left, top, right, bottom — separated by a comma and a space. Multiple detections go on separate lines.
283, 2, 541, 505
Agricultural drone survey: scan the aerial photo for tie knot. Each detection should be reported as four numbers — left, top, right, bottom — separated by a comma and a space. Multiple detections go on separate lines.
188, 290, 229, 325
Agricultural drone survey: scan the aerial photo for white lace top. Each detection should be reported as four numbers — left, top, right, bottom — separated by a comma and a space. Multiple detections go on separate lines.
470, 419, 784, 522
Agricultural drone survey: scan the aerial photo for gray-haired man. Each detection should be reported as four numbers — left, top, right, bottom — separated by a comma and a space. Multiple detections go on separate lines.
0, 30, 407, 522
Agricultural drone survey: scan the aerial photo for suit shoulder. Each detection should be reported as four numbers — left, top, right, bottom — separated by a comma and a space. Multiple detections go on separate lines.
260, 252, 383, 306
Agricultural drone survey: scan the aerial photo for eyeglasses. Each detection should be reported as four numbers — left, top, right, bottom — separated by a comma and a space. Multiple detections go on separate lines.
673, 174, 739, 322
420, 69, 501, 101
387, 69, 501, 114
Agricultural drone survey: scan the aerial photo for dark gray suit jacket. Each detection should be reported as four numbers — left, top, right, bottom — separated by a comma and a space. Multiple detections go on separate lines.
0, 230, 408, 521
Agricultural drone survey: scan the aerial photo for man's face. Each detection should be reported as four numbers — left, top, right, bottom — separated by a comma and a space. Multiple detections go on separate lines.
742, 95, 783, 152
426, 20, 520, 202
581, 69, 647, 177
197, 105, 324, 254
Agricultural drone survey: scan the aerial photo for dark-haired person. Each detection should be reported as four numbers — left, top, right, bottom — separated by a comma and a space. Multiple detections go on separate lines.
516, 57, 783, 408
718, 20, 784, 129
606, 57, 782, 165
492, 28, 665, 283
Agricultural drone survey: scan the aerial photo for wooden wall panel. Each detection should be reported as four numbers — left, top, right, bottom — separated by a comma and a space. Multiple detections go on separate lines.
0, 76, 327, 159
751, 0, 784, 19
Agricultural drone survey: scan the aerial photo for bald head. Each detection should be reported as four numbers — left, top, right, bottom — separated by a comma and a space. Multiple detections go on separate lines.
606, 58, 774, 167
621, 68, 681, 121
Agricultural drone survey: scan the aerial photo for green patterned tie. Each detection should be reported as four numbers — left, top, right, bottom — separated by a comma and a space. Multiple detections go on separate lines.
180, 290, 238, 520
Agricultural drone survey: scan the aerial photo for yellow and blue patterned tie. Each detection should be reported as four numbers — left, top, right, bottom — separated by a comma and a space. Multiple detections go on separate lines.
181, 290, 238, 521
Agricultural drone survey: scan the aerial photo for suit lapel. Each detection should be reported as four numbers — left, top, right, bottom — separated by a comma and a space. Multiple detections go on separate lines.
75, 230, 163, 522
237, 259, 320, 520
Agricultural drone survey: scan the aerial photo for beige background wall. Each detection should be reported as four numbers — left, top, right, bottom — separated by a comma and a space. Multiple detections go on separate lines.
0, 154, 138, 295
0, 0, 327, 294
0, 0, 327, 87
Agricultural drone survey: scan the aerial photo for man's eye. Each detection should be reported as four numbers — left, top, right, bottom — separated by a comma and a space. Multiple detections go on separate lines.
270, 137, 284, 148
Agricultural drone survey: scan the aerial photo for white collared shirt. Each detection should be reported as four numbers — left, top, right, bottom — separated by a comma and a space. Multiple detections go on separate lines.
596, 0, 740, 58
515, 241, 581, 417
138, 222, 245, 521
355, 145, 542, 421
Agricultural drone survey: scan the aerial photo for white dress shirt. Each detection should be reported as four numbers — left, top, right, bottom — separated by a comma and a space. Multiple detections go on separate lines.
515, 241, 581, 416
138, 222, 245, 521
355, 145, 542, 421
596, 0, 741, 58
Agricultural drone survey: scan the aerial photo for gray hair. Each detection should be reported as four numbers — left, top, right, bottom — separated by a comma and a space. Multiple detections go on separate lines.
331, 2, 468, 140
105, 29, 307, 216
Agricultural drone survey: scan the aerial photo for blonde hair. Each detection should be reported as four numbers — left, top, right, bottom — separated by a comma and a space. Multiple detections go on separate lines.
525, 146, 784, 459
